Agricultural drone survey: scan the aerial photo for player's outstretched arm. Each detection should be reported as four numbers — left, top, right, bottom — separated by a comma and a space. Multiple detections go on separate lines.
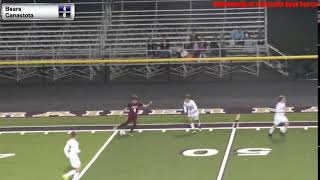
143, 101, 152, 108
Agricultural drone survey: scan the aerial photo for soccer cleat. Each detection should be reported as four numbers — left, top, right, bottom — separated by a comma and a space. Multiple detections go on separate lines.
62, 174, 69, 180
128, 133, 134, 136
268, 133, 272, 137
191, 130, 198, 133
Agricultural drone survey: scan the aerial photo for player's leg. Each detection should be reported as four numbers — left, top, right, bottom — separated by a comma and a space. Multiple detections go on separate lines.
128, 117, 137, 136
62, 157, 80, 180
188, 116, 195, 129
269, 115, 280, 136
72, 167, 80, 180
71, 156, 81, 180
118, 118, 130, 129
193, 114, 201, 130
280, 116, 289, 134
62, 169, 76, 180
268, 124, 277, 136
129, 120, 136, 133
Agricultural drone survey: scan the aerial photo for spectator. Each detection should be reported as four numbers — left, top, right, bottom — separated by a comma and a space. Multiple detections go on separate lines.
198, 36, 208, 58
244, 32, 253, 46
159, 35, 171, 58
147, 36, 157, 58
171, 43, 183, 58
257, 29, 264, 45
244, 32, 256, 53
189, 34, 200, 57
231, 27, 245, 45
208, 40, 220, 57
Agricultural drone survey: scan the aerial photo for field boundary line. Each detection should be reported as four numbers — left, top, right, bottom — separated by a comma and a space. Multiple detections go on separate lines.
0, 120, 316, 129
0, 125, 317, 134
79, 130, 118, 179
0, 121, 317, 134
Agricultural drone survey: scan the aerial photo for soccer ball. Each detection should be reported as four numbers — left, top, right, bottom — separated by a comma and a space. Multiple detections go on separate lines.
119, 130, 126, 136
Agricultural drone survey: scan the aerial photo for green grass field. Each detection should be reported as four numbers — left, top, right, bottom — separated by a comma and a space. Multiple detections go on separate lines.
0, 113, 317, 180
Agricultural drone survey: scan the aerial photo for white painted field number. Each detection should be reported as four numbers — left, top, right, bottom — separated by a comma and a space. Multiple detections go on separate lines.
182, 148, 272, 157
182, 149, 219, 157
236, 148, 272, 156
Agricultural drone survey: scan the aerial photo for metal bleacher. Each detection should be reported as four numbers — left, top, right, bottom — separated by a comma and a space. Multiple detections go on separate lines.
107, 4, 267, 58
0, 0, 288, 81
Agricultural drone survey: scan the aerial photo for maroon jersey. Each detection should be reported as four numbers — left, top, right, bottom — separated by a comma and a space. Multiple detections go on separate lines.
127, 102, 143, 118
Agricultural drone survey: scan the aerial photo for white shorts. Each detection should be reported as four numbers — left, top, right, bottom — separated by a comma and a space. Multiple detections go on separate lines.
69, 155, 81, 168
273, 115, 288, 126
188, 113, 199, 121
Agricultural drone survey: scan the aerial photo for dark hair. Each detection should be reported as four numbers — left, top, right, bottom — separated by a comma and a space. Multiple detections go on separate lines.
185, 94, 192, 99
131, 94, 139, 100
70, 131, 76, 138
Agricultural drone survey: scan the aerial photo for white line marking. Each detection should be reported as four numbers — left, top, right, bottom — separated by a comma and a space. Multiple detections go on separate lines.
217, 123, 237, 180
0, 121, 316, 128
0, 153, 15, 159
79, 131, 118, 179
0, 126, 317, 134
236, 114, 240, 121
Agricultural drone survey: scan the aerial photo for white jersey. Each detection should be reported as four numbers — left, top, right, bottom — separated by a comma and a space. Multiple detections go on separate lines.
183, 100, 199, 116
273, 102, 288, 125
64, 138, 81, 159
275, 102, 286, 116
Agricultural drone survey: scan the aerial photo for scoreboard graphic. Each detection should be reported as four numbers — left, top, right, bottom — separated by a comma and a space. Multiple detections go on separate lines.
1, 3, 75, 20
58, 5, 72, 19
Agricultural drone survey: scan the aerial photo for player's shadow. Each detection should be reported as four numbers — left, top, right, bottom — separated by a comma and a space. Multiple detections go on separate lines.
269, 134, 286, 144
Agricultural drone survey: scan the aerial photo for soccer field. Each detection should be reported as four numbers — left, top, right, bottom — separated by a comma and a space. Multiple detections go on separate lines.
0, 113, 317, 180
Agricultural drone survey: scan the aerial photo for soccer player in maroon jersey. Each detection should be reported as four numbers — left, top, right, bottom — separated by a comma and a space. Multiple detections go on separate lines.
117, 95, 152, 136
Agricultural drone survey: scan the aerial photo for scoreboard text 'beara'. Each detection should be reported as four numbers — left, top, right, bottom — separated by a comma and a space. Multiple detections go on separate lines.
1, 3, 75, 21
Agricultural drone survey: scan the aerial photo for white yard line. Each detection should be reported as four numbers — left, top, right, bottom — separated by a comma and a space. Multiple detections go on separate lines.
216, 115, 239, 180
0, 126, 317, 134
79, 130, 118, 179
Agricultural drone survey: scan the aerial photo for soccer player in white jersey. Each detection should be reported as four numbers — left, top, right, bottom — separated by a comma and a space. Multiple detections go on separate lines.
62, 132, 81, 180
269, 95, 289, 136
183, 94, 201, 132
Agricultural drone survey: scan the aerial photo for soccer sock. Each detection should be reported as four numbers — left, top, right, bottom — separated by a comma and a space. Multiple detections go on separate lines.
119, 122, 128, 128
283, 126, 288, 133
72, 172, 79, 180
269, 127, 275, 134
190, 123, 195, 129
197, 120, 201, 128
64, 170, 76, 177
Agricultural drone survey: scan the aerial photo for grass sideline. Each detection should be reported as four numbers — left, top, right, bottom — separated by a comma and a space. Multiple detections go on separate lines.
0, 113, 317, 127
